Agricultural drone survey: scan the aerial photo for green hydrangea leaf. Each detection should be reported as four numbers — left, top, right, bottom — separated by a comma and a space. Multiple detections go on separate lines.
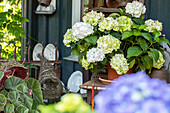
132, 24, 139, 30
137, 38, 148, 51
153, 30, 161, 38
100, 58, 107, 65
129, 59, 136, 69
148, 49, 159, 66
133, 31, 141, 36
141, 55, 153, 70
84, 35, 98, 44
132, 18, 144, 25
159, 37, 170, 44
138, 62, 146, 71
110, 32, 121, 40
70, 43, 76, 48
109, 13, 120, 18
122, 31, 133, 40
127, 46, 143, 58
104, 30, 111, 34
71, 46, 80, 56
141, 33, 152, 43
139, 25, 147, 30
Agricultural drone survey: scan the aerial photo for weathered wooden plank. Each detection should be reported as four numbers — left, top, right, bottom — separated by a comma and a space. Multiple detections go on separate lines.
38, 15, 47, 43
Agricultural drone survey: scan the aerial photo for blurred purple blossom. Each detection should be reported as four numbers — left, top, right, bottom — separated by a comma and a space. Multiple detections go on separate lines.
95, 71, 170, 113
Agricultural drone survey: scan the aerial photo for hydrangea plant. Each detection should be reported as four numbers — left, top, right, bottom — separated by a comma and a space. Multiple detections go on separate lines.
95, 71, 170, 113
63, 1, 169, 74
38, 93, 95, 113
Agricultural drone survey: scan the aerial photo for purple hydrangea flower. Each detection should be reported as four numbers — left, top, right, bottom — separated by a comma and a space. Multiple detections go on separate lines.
95, 71, 170, 113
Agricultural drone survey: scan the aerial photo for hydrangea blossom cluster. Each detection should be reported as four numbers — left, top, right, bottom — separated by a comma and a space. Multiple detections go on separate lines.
55, 94, 92, 113
144, 19, 163, 33
72, 22, 94, 39
95, 71, 170, 113
153, 51, 165, 69
83, 10, 104, 26
98, 17, 118, 32
110, 54, 129, 75
86, 48, 105, 63
125, 1, 146, 18
116, 16, 133, 32
63, 29, 77, 47
97, 35, 121, 54
39, 93, 93, 113
81, 57, 93, 70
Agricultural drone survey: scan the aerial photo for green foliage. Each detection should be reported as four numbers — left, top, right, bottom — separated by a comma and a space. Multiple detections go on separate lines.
0, 74, 43, 112
15, 106, 29, 113
65, 3, 170, 74
26, 78, 44, 105
0, 0, 29, 60
0, 94, 6, 111
127, 46, 143, 58
84, 35, 98, 44
4, 104, 15, 113
4, 77, 25, 90
122, 31, 134, 40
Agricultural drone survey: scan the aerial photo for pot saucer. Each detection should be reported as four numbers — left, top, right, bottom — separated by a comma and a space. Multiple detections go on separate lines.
99, 76, 113, 85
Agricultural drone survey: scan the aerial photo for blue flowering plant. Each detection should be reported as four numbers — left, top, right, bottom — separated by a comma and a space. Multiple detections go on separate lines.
95, 71, 170, 113
63, 1, 169, 74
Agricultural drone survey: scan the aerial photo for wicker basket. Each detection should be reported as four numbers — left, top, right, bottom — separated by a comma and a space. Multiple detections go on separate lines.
37, 54, 63, 99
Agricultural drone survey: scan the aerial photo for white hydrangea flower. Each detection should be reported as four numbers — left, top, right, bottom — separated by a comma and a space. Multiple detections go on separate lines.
155, 20, 163, 31
83, 10, 104, 26
87, 48, 105, 63
154, 51, 165, 69
144, 19, 162, 33
63, 29, 78, 47
99, 17, 118, 32
110, 54, 129, 75
125, 1, 146, 18
116, 16, 133, 32
72, 22, 94, 39
97, 35, 121, 54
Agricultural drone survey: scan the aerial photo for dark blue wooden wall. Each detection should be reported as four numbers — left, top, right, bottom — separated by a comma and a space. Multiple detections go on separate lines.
25, 0, 82, 85
145, 0, 170, 40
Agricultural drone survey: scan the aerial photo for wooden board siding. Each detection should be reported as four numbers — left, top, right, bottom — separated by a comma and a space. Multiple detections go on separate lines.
146, 0, 170, 40
24, 0, 170, 85
24, 0, 82, 85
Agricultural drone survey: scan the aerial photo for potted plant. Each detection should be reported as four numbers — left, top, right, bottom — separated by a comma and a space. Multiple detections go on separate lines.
63, 1, 169, 81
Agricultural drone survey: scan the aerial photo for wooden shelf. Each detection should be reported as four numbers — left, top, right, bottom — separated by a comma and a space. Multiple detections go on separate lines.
92, 7, 119, 13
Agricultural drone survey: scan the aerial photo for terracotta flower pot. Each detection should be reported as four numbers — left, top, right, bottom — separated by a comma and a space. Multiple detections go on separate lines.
149, 69, 169, 83
40, 0, 52, 7
105, 0, 119, 8
107, 62, 132, 80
